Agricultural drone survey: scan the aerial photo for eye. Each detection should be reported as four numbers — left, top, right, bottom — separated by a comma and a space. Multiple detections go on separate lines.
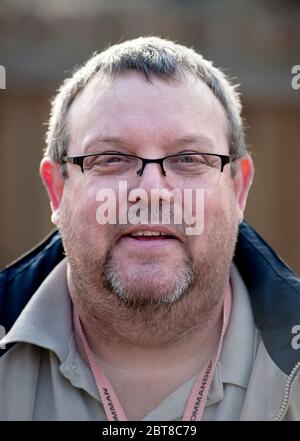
174, 154, 219, 168
83, 153, 140, 175
85, 154, 129, 169
169, 154, 202, 165
102, 155, 127, 164
177, 155, 198, 163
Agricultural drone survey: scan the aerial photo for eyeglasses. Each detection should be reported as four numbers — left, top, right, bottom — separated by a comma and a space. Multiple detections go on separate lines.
62, 152, 232, 186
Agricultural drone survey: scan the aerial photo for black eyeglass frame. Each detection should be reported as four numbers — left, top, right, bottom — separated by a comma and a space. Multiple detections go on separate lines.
62, 152, 232, 177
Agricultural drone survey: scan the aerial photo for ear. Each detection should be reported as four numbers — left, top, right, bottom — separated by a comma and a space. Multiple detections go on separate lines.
40, 157, 64, 226
232, 154, 254, 223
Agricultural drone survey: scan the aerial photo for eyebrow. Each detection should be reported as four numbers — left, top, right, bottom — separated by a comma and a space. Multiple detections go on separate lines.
82, 134, 216, 153
83, 137, 127, 153
172, 135, 215, 149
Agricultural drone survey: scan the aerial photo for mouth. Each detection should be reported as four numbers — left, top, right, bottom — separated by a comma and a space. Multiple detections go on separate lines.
118, 226, 181, 246
127, 231, 175, 241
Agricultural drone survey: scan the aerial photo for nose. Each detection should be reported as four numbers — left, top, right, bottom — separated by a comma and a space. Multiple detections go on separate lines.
134, 160, 179, 224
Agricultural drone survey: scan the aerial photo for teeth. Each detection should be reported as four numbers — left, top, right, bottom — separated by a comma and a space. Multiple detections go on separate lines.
143, 231, 160, 236
131, 231, 169, 237
131, 231, 144, 236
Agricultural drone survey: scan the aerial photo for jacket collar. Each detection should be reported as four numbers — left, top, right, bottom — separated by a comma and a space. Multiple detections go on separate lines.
235, 222, 300, 375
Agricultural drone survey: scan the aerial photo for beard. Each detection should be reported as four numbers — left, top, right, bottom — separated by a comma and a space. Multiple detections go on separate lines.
101, 250, 195, 308
59, 192, 239, 346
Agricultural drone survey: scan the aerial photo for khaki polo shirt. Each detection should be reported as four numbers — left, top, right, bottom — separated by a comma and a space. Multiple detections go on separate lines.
0, 259, 257, 421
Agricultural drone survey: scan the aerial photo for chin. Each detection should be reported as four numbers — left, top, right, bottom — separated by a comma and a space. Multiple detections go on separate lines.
106, 268, 194, 307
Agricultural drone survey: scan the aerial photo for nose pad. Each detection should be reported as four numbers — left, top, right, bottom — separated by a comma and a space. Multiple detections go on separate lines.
136, 166, 143, 178
161, 165, 167, 177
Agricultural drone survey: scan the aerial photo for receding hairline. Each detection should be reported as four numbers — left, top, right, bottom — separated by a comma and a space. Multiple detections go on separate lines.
66, 69, 231, 150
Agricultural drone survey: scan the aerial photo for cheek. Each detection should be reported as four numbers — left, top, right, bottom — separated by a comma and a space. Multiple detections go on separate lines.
62, 180, 116, 243
205, 183, 239, 221
188, 187, 238, 248
202, 189, 224, 231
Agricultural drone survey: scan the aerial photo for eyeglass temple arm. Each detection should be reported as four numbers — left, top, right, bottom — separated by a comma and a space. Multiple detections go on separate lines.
62, 156, 85, 173
220, 155, 232, 172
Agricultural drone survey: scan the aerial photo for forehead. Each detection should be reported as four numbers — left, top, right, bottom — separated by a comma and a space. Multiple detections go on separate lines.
67, 71, 229, 155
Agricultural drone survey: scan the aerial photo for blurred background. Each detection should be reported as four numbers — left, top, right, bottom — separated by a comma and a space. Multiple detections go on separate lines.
0, 0, 300, 272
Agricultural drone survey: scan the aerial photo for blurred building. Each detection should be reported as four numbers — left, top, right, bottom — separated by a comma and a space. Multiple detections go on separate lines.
1, 0, 300, 272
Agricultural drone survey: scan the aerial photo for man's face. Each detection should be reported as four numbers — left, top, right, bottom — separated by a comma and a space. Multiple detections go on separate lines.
56, 72, 243, 313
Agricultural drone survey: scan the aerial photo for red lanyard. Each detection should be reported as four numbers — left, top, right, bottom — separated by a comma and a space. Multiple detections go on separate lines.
73, 286, 232, 421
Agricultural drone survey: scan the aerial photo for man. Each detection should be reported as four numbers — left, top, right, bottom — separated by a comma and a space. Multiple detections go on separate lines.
0, 36, 300, 421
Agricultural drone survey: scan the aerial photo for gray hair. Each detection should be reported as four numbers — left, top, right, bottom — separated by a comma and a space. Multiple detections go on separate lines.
45, 36, 246, 176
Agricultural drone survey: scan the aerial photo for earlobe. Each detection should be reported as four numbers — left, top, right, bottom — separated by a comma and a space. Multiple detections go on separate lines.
51, 211, 60, 225
233, 155, 254, 222
40, 157, 64, 225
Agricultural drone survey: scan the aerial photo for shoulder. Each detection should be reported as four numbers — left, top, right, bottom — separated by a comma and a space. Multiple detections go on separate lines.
242, 335, 300, 420
0, 231, 64, 358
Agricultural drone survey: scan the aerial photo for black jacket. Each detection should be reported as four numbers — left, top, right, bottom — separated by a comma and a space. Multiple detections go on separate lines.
1, 221, 300, 376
